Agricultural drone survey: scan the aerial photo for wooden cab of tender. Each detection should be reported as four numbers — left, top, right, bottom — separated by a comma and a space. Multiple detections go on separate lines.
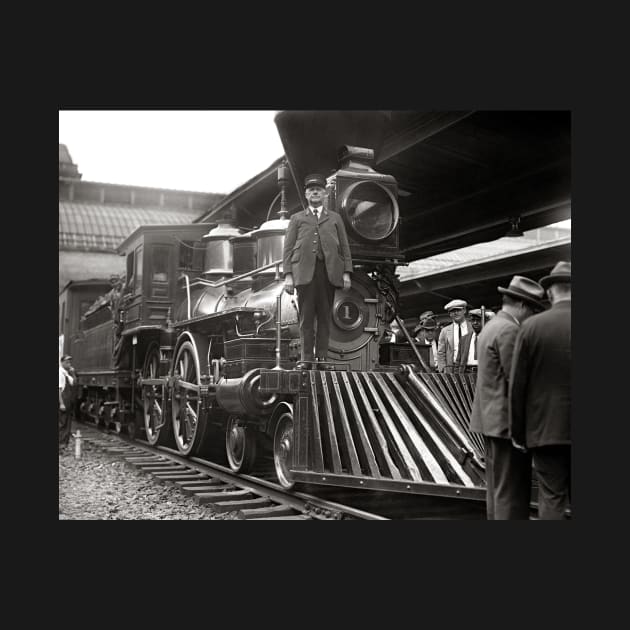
116, 223, 211, 330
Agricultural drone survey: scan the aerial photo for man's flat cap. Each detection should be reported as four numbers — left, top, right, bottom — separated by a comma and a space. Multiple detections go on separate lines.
444, 299, 468, 311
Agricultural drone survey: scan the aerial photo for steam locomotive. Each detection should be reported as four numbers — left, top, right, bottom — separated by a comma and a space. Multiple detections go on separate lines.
68, 117, 486, 503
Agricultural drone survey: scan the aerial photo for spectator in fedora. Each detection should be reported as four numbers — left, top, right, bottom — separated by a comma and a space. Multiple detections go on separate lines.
509, 262, 571, 519
413, 310, 436, 343
437, 299, 469, 373
470, 276, 545, 519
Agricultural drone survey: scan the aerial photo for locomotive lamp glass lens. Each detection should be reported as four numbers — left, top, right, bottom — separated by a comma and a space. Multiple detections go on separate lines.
343, 182, 398, 241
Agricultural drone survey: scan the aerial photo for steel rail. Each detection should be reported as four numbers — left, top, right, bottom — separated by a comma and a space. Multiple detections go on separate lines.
72, 423, 388, 520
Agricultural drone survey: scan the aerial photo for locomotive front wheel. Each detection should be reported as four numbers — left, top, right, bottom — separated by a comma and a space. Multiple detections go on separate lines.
142, 344, 170, 446
171, 340, 208, 456
226, 416, 258, 473
273, 411, 295, 489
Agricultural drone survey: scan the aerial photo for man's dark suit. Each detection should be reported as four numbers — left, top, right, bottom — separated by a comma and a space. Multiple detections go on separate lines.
470, 311, 532, 519
509, 300, 571, 519
283, 207, 352, 361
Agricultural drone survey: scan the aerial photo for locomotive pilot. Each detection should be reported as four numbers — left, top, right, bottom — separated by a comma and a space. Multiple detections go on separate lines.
283, 174, 353, 369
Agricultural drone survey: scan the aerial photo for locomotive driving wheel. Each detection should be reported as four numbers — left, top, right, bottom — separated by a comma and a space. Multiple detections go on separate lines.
171, 338, 209, 456
225, 415, 258, 473
142, 343, 170, 446
273, 408, 295, 489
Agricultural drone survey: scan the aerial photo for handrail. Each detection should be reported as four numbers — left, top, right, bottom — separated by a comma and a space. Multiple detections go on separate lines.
180, 259, 283, 290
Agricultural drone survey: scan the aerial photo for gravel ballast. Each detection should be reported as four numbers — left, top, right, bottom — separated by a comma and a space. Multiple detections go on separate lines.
58, 426, 237, 520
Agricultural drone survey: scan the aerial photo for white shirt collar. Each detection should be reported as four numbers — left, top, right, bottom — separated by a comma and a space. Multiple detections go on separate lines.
466, 331, 478, 365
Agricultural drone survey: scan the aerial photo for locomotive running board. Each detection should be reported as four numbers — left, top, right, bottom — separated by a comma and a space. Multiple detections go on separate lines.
260, 368, 486, 500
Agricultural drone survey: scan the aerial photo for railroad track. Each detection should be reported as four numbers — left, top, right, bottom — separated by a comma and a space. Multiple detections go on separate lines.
71, 424, 388, 520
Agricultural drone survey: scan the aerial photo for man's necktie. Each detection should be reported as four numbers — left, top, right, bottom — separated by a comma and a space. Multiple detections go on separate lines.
473, 333, 477, 360
455, 324, 461, 361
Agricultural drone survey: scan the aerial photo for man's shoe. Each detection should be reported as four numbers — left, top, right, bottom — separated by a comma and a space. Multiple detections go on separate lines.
295, 361, 312, 370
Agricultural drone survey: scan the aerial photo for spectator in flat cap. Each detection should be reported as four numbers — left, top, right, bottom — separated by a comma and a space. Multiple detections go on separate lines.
437, 299, 469, 373
416, 317, 439, 370
509, 262, 571, 519
283, 174, 353, 369
470, 275, 545, 519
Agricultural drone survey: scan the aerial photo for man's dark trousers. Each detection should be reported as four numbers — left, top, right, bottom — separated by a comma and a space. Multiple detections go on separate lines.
296, 259, 335, 361
532, 445, 571, 519
59, 408, 72, 448
484, 435, 532, 519
59, 386, 75, 449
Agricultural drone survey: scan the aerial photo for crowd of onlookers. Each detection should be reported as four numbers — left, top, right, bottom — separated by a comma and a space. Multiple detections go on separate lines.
385, 302, 495, 373
387, 262, 571, 520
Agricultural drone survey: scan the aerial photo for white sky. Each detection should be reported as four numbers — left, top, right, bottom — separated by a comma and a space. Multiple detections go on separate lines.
58, 109, 570, 229
58, 110, 284, 194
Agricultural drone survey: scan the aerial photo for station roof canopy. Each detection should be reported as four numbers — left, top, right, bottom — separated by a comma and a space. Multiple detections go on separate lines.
59, 201, 203, 252
200, 111, 571, 261
397, 230, 571, 319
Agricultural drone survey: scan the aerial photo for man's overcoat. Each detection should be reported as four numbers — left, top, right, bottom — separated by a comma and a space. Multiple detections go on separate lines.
509, 300, 571, 448
283, 209, 352, 288
470, 311, 520, 437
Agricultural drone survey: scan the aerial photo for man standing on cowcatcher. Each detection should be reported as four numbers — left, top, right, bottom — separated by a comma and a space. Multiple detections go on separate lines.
283, 174, 353, 370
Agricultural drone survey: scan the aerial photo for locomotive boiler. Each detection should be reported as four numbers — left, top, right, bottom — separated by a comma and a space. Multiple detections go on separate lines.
70, 124, 486, 502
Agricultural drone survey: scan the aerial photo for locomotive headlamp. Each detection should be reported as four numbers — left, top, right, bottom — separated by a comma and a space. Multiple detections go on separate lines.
339, 180, 399, 241
328, 145, 402, 260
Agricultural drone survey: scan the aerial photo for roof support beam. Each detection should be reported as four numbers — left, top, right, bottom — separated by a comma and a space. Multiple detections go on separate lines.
377, 111, 475, 163
399, 240, 571, 297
